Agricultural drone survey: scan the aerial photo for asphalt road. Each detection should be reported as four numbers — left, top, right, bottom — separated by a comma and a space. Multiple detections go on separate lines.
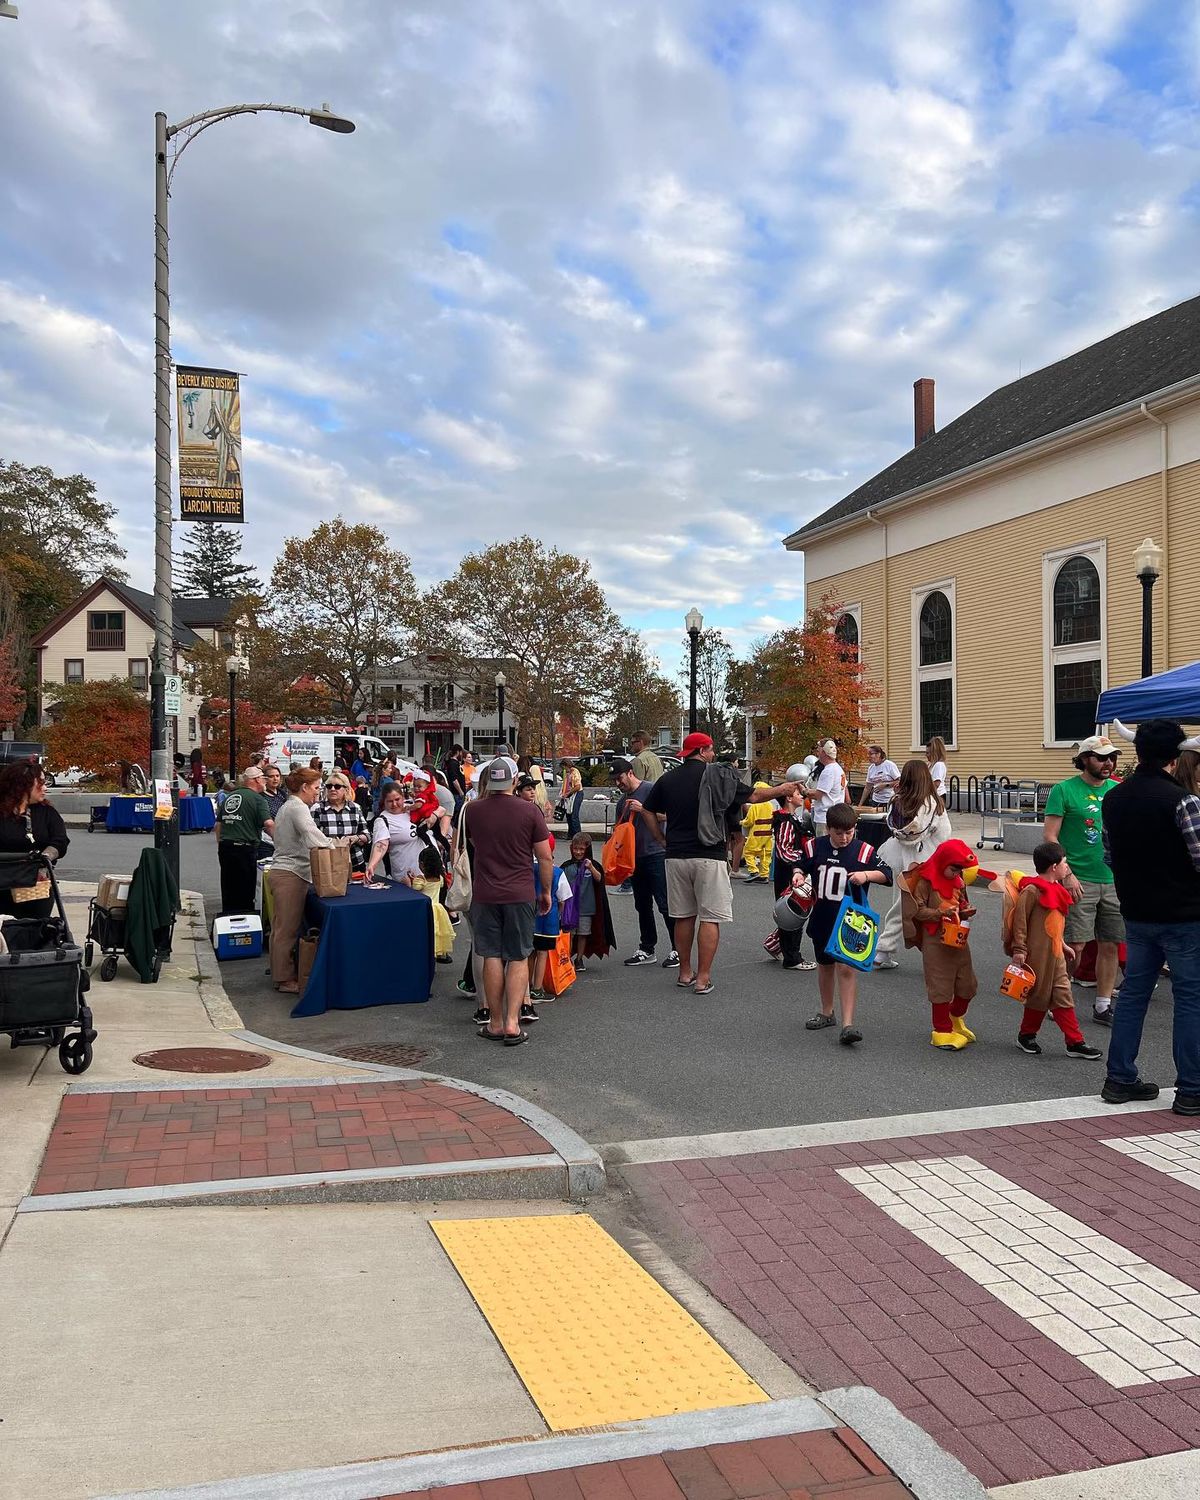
61, 825, 1179, 1146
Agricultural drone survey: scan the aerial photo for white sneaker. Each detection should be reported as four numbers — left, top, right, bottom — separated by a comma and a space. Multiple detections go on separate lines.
873, 957, 898, 970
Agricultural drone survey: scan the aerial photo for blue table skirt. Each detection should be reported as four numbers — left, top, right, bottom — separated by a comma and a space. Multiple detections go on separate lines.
292, 878, 434, 1018
179, 796, 215, 831
105, 796, 155, 832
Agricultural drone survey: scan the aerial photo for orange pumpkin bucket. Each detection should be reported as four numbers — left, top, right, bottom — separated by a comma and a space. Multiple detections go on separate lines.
1000, 961, 1036, 1001
941, 917, 970, 948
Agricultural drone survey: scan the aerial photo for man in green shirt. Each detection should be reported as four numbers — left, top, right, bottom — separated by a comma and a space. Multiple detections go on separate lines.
629, 730, 665, 785
1044, 734, 1124, 1026
217, 766, 274, 916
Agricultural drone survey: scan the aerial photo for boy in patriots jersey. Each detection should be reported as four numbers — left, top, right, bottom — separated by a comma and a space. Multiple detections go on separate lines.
797, 803, 891, 1046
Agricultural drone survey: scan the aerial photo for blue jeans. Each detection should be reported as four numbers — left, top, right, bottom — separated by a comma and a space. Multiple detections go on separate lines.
565, 791, 583, 840
1107, 919, 1200, 1093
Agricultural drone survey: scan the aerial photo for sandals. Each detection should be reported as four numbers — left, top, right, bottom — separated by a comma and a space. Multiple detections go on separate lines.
676, 976, 696, 989
693, 982, 715, 995
503, 1030, 529, 1047
478, 1027, 505, 1041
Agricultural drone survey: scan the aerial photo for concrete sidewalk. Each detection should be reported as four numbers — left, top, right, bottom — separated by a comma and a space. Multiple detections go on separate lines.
0, 883, 974, 1500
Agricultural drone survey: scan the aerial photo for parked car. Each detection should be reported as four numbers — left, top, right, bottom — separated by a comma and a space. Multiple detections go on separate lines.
44, 765, 94, 788
0, 740, 46, 766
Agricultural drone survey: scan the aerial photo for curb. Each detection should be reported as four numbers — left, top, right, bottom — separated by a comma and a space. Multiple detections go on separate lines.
181, 888, 242, 1031
820, 1387, 987, 1500
232, 1029, 607, 1201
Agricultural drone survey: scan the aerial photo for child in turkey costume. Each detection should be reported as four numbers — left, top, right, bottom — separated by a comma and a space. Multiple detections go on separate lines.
901, 839, 987, 1051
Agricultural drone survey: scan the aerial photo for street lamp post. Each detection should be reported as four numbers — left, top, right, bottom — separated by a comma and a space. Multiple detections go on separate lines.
1135, 536, 1164, 679
495, 670, 506, 750
226, 655, 245, 783
152, 100, 354, 896
685, 607, 704, 734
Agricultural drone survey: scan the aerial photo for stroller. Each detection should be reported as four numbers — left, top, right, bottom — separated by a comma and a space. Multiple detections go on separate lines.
0, 852, 95, 1074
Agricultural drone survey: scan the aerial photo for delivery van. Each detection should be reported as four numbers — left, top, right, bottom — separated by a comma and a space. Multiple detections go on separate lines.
261, 726, 402, 773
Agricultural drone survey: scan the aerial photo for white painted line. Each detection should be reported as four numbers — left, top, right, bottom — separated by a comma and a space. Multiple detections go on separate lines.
839, 1155, 1200, 1389
92, 1394, 836, 1500
18, 1154, 564, 1212
605, 1093, 1166, 1164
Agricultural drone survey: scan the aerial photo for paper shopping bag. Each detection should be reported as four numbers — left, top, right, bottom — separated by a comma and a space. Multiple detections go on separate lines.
297, 929, 320, 995
544, 932, 577, 997
310, 844, 350, 898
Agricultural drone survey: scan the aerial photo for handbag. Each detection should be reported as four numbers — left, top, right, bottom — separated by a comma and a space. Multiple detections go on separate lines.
309, 843, 350, 898
822, 883, 880, 971
544, 931, 576, 996
11, 815, 50, 904
601, 809, 636, 886
446, 806, 473, 914
559, 865, 581, 931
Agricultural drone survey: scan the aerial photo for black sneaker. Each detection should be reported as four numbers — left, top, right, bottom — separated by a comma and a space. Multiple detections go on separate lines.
1093, 1004, 1114, 1027
1067, 1041, 1103, 1060
471, 1006, 490, 1025
457, 979, 476, 998
805, 1013, 837, 1031
1173, 1092, 1200, 1116
624, 950, 656, 966
519, 1003, 539, 1024
839, 1026, 863, 1046
662, 951, 680, 969
1017, 1033, 1042, 1055
1101, 1077, 1159, 1103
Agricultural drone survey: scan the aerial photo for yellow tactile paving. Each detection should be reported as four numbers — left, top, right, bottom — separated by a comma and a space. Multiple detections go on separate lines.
430, 1213, 768, 1430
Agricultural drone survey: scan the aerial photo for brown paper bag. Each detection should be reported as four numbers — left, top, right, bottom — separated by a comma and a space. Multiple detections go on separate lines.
310, 843, 350, 898
297, 929, 320, 995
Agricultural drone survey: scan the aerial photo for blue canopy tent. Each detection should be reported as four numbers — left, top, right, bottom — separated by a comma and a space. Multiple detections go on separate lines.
1096, 661, 1200, 725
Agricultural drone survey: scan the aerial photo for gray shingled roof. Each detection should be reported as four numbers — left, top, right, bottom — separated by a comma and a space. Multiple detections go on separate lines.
785, 292, 1200, 546
112, 582, 231, 648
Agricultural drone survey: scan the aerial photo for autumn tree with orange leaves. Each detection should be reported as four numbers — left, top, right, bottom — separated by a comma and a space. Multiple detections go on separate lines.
732, 593, 879, 769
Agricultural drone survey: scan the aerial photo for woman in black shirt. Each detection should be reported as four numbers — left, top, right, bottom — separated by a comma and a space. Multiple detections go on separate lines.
0, 761, 69, 917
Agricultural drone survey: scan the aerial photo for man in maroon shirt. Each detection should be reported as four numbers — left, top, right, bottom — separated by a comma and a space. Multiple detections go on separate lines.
465, 758, 553, 1045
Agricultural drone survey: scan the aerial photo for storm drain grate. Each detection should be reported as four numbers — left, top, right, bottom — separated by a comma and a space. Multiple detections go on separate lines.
133, 1047, 272, 1073
331, 1043, 436, 1068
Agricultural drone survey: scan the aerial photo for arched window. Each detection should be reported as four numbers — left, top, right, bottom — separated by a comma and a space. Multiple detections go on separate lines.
919, 591, 952, 666
1047, 550, 1105, 743
914, 584, 954, 744
834, 611, 859, 660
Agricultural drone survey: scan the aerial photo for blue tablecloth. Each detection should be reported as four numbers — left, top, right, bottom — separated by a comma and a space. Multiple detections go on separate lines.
179, 796, 215, 831
293, 879, 433, 1018
105, 796, 155, 832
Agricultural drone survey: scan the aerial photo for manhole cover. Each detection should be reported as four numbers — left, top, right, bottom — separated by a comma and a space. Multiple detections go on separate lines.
331, 1043, 436, 1068
132, 1047, 273, 1073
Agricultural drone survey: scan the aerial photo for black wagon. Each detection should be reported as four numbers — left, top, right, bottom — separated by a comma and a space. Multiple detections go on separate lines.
0, 852, 95, 1074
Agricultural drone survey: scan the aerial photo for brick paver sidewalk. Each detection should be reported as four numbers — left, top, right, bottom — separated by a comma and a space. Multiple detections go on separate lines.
34, 1081, 551, 1194
623, 1109, 1200, 1488
380, 1428, 912, 1498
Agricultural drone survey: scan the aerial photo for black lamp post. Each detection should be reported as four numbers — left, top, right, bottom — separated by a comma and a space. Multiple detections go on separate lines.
685, 607, 703, 734
1135, 537, 1164, 679
495, 669, 506, 750
226, 654, 245, 782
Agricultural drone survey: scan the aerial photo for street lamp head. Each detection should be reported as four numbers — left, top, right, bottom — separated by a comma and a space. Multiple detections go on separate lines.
226, 654, 247, 675
308, 103, 356, 134
685, 607, 704, 635
495, 670, 506, 688
1135, 536, 1164, 580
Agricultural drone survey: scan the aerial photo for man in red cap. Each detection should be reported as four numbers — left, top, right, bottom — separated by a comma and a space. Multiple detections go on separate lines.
641, 733, 794, 994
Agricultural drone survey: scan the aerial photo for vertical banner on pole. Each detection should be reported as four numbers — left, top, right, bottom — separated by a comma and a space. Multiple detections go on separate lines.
176, 366, 245, 521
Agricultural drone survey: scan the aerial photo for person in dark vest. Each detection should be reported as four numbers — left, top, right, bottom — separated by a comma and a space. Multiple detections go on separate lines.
1101, 718, 1200, 1113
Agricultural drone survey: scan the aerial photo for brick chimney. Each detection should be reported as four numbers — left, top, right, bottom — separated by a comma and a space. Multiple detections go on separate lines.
913, 377, 935, 446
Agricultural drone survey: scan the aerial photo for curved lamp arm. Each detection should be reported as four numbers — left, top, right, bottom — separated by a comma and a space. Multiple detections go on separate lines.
165, 102, 354, 189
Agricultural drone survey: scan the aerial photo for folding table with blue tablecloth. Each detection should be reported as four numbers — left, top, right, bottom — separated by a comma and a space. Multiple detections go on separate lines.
291, 878, 434, 1018
105, 796, 155, 832
178, 796, 216, 832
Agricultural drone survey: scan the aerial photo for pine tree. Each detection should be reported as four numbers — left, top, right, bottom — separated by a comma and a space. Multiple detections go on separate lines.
174, 521, 261, 598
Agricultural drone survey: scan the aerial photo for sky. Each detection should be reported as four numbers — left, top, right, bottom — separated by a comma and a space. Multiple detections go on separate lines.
2, 1, 1199, 677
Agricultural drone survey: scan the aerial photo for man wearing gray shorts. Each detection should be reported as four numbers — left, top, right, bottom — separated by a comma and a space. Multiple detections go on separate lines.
1044, 735, 1125, 1026
641, 733, 788, 995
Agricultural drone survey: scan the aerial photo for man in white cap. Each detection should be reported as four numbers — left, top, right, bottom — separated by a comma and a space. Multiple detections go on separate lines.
1044, 734, 1124, 1026
216, 766, 274, 914
806, 739, 848, 834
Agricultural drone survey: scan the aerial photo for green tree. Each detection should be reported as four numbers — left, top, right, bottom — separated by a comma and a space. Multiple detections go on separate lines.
0, 460, 125, 604
266, 518, 417, 721
606, 638, 681, 747
174, 521, 261, 598
437, 536, 623, 757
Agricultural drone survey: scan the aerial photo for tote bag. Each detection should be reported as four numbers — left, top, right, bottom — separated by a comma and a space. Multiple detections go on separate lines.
601, 810, 636, 886
544, 932, 577, 996
822, 883, 880, 971
446, 807, 473, 914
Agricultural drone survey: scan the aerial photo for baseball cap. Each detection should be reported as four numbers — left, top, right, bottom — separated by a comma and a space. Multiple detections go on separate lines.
485, 758, 515, 787
516, 773, 536, 791
610, 756, 635, 775
242, 765, 265, 782
1078, 735, 1118, 757
680, 732, 714, 758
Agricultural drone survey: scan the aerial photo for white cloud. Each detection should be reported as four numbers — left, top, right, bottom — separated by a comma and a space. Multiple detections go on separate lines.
417, 410, 522, 471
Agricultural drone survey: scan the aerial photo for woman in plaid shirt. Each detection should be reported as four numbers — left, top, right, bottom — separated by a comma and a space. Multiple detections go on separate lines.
310, 772, 370, 873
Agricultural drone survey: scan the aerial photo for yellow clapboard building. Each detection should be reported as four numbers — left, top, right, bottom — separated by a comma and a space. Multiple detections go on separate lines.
784, 294, 1200, 784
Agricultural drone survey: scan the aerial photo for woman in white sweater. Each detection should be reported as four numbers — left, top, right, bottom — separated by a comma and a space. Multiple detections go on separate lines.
872, 759, 953, 970
267, 767, 333, 994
